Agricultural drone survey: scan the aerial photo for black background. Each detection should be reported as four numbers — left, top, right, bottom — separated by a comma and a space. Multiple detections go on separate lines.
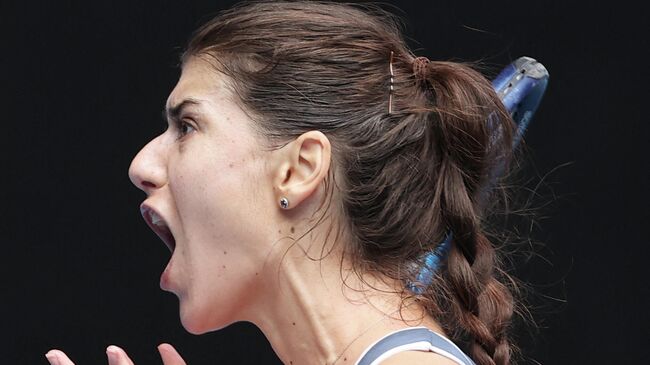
2, 1, 647, 364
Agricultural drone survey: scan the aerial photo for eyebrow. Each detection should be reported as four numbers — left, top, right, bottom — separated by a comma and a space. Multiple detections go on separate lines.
163, 98, 203, 123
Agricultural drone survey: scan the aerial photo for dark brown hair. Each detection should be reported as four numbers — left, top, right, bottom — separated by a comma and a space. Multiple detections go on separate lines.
183, 1, 518, 364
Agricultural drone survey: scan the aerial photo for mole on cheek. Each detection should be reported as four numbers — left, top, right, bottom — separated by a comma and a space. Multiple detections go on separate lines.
290, 226, 295, 234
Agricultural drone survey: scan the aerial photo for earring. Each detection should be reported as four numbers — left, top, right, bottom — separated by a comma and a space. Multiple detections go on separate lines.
279, 197, 290, 209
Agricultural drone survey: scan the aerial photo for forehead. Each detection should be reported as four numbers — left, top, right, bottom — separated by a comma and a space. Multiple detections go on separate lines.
166, 57, 228, 109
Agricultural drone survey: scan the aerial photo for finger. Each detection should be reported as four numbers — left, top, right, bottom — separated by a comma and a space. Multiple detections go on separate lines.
45, 349, 76, 365
106, 345, 135, 365
158, 343, 187, 365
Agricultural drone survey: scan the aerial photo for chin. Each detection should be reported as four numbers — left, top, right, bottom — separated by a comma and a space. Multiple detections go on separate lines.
179, 299, 234, 335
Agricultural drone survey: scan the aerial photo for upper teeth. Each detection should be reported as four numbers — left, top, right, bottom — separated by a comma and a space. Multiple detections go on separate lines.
151, 211, 165, 227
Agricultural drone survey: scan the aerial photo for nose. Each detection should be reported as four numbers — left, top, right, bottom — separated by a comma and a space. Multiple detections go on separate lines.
128, 134, 168, 195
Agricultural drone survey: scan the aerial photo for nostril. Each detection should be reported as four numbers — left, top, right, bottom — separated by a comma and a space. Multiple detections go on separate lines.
142, 181, 157, 189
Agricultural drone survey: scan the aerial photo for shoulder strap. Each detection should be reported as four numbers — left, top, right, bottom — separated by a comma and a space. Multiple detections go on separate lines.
355, 327, 475, 365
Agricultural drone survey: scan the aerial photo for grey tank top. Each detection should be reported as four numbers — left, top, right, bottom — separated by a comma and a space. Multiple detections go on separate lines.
354, 327, 475, 365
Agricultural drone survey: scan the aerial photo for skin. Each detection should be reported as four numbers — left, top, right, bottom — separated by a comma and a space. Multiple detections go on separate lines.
45, 57, 457, 365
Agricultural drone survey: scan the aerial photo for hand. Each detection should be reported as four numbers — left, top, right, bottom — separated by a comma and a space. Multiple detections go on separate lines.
45, 343, 187, 365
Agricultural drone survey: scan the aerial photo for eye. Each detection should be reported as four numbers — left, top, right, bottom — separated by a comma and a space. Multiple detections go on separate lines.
176, 119, 196, 139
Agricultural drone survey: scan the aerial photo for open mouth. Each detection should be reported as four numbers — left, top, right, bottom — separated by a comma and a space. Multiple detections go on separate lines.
140, 205, 176, 252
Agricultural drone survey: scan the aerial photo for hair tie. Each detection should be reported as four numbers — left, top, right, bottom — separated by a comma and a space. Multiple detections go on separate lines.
413, 56, 430, 81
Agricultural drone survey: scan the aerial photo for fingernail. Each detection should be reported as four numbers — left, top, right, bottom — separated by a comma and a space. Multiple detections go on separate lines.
45, 351, 60, 365
106, 346, 120, 363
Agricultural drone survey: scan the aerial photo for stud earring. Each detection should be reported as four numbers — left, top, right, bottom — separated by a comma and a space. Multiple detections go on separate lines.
279, 197, 290, 209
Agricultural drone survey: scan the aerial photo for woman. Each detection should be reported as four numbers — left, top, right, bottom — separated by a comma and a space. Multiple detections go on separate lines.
46, 1, 519, 365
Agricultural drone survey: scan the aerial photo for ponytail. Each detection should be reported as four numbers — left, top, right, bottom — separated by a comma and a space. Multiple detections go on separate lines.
417, 60, 516, 365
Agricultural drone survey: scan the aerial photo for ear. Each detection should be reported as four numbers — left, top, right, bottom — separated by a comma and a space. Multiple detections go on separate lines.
272, 131, 331, 210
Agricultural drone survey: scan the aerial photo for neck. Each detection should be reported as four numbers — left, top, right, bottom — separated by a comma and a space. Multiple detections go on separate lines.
240, 230, 442, 365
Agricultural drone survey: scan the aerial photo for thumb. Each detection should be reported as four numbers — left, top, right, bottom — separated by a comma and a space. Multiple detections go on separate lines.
157, 343, 188, 365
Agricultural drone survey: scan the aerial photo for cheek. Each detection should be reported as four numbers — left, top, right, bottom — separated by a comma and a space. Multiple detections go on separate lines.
172, 155, 255, 243
169, 141, 239, 222
168, 144, 268, 286
169, 138, 269, 243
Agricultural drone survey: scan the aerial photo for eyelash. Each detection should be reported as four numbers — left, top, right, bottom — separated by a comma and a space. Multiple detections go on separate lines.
173, 119, 196, 140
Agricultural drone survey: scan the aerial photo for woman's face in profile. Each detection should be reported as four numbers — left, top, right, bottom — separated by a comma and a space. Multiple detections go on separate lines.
128, 57, 276, 334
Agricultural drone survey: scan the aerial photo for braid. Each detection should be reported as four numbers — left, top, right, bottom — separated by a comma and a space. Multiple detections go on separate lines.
443, 164, 513, 364
420, 61, 517, 365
